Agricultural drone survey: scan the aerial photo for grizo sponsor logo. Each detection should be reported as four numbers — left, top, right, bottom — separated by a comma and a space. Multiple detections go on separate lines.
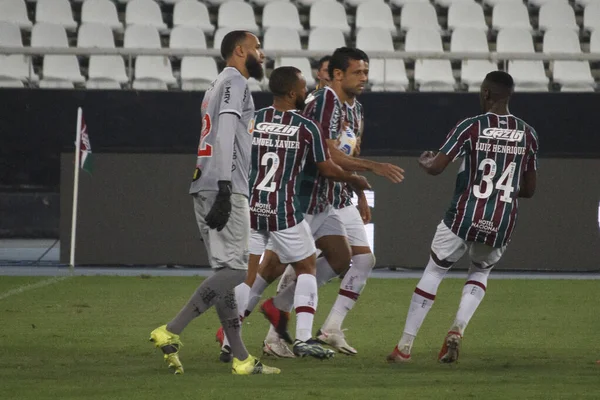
255, 122, 300, 136
481, 128, 524, 142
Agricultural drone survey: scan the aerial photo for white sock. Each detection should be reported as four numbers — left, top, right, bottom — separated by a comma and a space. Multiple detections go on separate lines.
322, 253, 375, 331
235, 282, 251, 318
273, 273, 297, 312
397, 257, 449, 352
452, 264, 491, 335
246, 275, 269, 316
265, 267, 295, 343
294, 274, 318, 342
316, 257, 338, 287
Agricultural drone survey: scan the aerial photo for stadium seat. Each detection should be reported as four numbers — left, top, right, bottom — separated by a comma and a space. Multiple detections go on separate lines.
77, 23, 115, 48
263, 27, 301, 50
39, 80, 75, 89
181, 56, 218, 91
434, 0, 476, 8
355, 27, 408, 91
451, 28, 497, 90
447, 2, 488, 32
35, 0, 77, 31
496, 28, 548, 91
308, 27, 346, 51
173, 0, 214, 34
344, 0, 384, 8
528, 0, 569, 8
87, 57, 128, 89
81, 0, 123, 32
252, 0, 290, 7
584, 3, 600, 32
31, 23, 85, 87
0, 79, 25, 88
482, 0, 522, 7
390, 0, 430, 7
543, 29, 595, 90
0, 0, 32, 30
124, 25, 176, 90
124, 24, 161, 48
205, 0, 243, 6
405, 28, 455, 91
213, 27, 235, 49
218, 2, 259, 34
400, 3, 441, 32
0, 23, 37, 83
125, 0, 168, 32
275, 57, 316, 87
356, 1, 397, 36
310, 1, 351, 36
576, 0, 600, 7
592, 30, 600, 52
0, 21, 23, 48
262, 1, 303, 32
538, 2, 579, 32
170, 26, 207, 50
492, 3, 532, 31
247, 77, 264, 92
77, 24, 128, 88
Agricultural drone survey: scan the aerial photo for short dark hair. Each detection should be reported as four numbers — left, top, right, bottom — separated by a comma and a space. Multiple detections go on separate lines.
269, 66, 302, 96
317, 55, 332, 70
328, 47, 369, 79
220, 30, 250, 60
484, 71, 514, 90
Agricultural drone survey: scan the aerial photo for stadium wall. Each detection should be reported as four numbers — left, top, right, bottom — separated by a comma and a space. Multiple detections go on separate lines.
0, 90, 598, 270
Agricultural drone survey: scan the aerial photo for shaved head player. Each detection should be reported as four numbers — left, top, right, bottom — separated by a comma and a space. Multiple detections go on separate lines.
149, 30, 279, 376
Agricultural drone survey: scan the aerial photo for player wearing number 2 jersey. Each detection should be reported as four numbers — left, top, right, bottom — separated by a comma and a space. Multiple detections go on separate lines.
247, 66, 370, 359
387, 71, 538, 365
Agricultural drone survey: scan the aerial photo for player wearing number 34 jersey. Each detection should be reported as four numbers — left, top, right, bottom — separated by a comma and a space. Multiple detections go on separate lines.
387, 71, 538, 365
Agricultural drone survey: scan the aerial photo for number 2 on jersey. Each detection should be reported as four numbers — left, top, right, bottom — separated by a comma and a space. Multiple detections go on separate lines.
256, 152, 280, 192
473, 159, 516, 203
197, 114, 213, 157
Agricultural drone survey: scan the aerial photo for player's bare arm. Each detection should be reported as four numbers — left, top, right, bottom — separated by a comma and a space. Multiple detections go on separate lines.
317, 158, 371, 192
325, 139, 405, 183
418, 151, 453, 176
356, 190, 371, 224
518, 169, 536, 198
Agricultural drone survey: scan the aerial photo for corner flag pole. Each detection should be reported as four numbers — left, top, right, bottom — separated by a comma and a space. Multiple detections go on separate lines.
69, 107, 83, 270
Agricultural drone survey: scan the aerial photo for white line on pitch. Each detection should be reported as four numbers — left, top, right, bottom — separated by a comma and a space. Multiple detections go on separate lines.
0, 276, 70, 301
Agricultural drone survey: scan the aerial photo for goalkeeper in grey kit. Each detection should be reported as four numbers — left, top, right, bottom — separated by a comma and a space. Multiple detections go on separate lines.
149, 30, 280, 376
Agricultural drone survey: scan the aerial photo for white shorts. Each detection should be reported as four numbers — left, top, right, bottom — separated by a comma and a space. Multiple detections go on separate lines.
334, 206, 369, 248
304, 205, 347, 241
249, 220, 316, 264
430, 221, 506, 268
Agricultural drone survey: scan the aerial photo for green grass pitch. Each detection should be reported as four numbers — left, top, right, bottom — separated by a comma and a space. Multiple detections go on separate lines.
1, 275, 598, 400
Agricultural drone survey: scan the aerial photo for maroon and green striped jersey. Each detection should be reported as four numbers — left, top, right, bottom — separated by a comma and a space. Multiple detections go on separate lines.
441, 113, 539, 248
249, 106, 330, 231
302, 86, 352, 214
335, 99, 365, 208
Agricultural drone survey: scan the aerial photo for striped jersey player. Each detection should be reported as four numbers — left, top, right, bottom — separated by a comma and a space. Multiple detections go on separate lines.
441, 112, 539, 247
334, 99, 365, 207
387, 71, 538, 366
249, 107, 329, 231
247, 66, 370, 360
302, 86, 350, 213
